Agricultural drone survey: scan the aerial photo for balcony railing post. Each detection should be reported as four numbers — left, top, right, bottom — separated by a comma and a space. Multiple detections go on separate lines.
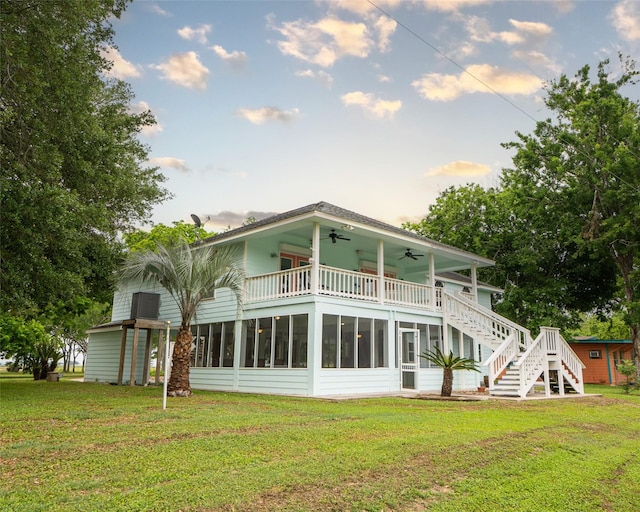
311, 222, 320, 295
377, 239, 385, 304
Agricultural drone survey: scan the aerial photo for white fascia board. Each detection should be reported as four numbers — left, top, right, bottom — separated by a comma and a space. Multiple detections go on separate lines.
86, 324, 123, 334
436, 274, 503, 293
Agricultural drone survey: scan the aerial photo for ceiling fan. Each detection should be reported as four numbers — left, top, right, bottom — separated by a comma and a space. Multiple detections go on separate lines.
323, 229, 351, 244
400, 248, 424, 260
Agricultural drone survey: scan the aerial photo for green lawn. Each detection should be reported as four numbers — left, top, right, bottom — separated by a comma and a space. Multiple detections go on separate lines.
1, 374, 639, 512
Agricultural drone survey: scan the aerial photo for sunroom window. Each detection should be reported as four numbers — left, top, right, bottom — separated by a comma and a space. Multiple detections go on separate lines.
322, 314, 388, 369
241, 314, 308, 368
190, 322, 235, 368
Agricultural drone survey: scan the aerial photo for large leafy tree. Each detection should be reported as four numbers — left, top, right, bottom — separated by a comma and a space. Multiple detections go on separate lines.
123, 221, 214, 253
0, 0, 168, 315
0, 314, 62, 379
118, 241, 244, 397
404, 184, 616, 332
407, 57, 639, 379
503, 56, 639, 378
567, 311, 630, 341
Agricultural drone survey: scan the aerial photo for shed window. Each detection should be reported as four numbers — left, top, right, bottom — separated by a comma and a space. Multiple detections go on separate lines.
589, 350, 602, 359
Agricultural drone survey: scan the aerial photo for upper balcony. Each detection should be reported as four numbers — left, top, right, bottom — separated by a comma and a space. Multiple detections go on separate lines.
243, 265, 472, 312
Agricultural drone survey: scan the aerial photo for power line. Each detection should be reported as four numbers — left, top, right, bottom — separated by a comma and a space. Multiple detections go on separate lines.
366, 0, 640, 195
366, 0, 539, 124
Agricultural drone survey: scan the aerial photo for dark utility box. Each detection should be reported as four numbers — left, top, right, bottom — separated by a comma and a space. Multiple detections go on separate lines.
130, 292, 161, 319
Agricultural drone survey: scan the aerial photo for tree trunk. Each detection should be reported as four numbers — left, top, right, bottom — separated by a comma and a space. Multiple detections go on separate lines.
632, 324, 640, 385
614, 252, 640, 384
167, 325, 192, 397
441, 368, 453, 397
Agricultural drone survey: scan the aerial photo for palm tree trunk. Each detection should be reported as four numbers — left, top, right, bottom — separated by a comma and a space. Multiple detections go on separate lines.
167, 326, 192, 397
441, 368, 453, 397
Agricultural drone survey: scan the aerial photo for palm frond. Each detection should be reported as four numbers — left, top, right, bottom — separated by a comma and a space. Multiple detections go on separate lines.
118, 239, 244, 326
420, 346, 480, 372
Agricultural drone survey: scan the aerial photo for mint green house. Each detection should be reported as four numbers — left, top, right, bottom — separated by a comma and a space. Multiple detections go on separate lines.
86, 202, 584, 398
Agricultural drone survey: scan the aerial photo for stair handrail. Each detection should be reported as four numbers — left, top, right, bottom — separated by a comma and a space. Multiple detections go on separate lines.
557, 332, 585, 394
483, 332, 519, 390
444, 291, 531, 349
513, 331, 547, 397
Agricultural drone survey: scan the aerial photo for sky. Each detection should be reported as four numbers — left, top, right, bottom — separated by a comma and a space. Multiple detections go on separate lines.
105, 0, 640, 232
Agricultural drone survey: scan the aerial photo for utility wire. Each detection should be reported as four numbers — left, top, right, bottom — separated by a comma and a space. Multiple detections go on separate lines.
366, 0, 539, 124
366, 0, 640, 195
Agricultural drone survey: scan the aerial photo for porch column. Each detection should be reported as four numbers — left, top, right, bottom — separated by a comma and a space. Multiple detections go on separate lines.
429, 253, 436, 309
471, 261, 478, 302
142, 328, 152, 386
311, 222, 320, 294
377, 239, 384, 304
155, 328, 165, 385
232, 319, 242, 391
130, 326, 140, 386
117, 326, 128, 385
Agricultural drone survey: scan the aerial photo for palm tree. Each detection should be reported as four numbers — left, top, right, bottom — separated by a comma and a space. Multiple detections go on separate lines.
118, 240, 244, 397
421, 346, 480, 397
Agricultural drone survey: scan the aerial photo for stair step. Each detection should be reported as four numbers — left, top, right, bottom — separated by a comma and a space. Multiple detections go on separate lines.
490, 389, 522, 397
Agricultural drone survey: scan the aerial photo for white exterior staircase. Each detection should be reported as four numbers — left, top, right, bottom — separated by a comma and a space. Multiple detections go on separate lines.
443, 292, 585, 398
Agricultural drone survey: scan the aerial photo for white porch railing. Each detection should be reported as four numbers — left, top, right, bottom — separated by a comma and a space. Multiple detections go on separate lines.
512, 331, 547, 396
384, 277, 434, 309
483, 332, 519, 390
443, 291, 531, 349
245, 267, 311, 302
245, 265, 439, 310
491, 327, 586, 398
319, 266, 378, 301
540, 327, 585, 394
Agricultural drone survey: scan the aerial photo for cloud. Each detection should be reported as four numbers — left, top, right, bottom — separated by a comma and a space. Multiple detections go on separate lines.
152, 52, 209, 90
101, 47, 141, 79
210, 45, 248, 68
512, 50, 561, 74
378, 74, 392, 83
149, 157, 190, 173
208, 210, 279, 230
508, 19, 553, 39
330, 0, 403, 15
412, 64, 543, 101
148, 3, 172, 17
341, 91, 402, 118
609, 0, 640, 41
466, 16, 552, 46
237, 107, 300, 125
177, 24, 212, 44
130, 101, 163, 136
421, 0, 491, 13
269, 14, 373, 67
373, 15, 397, 52
552, 0, 576, 15
295, 69, 334, 87
426, 161, 491, 177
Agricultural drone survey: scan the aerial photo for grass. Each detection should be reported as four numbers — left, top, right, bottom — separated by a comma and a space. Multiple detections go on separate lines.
1, 374, 639, 511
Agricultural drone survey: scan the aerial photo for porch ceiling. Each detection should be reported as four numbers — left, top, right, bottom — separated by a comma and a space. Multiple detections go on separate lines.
204, 207, 493, 273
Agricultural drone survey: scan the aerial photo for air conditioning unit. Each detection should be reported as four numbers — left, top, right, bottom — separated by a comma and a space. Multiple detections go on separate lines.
130, 292, 161, 319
